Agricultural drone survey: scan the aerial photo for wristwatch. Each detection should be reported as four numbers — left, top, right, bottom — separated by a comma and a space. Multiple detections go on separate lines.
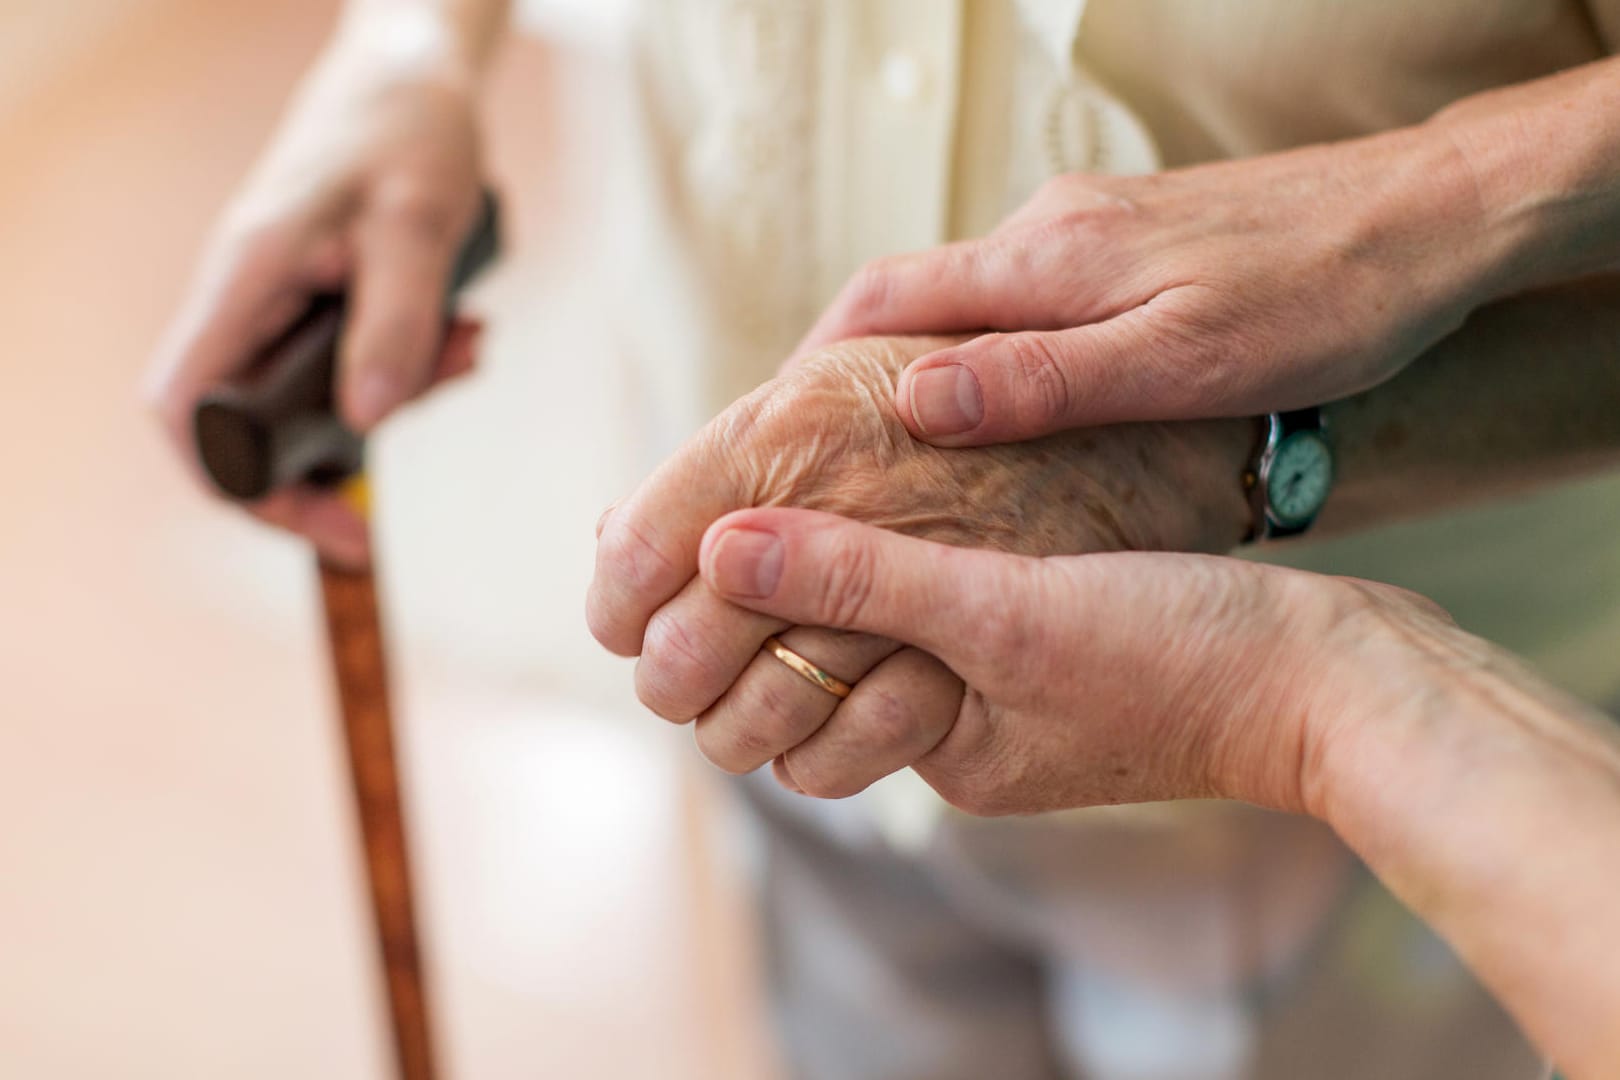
1243, 408, 1334, 542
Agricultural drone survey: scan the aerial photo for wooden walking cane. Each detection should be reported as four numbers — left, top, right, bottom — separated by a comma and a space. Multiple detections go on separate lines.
190, 193, 501, 1080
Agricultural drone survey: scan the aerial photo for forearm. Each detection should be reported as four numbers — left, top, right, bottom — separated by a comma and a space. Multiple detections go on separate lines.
1264, 60, 1620, 537
1433, 57, 1620, 295
1317, 275, 1620, 535
1308, 627, 1620, 1077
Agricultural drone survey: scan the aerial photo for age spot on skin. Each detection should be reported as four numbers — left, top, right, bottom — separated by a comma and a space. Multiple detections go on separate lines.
1374, 419, 1411, 455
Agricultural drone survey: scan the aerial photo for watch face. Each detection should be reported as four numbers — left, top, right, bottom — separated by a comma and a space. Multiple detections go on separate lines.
1266, 431, 1334, 527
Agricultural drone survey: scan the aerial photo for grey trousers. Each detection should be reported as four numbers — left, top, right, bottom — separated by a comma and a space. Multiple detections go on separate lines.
738, 774, 1544, 1080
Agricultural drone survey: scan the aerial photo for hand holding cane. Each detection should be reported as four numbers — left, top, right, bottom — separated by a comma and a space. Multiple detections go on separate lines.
190, 193, 501, 1080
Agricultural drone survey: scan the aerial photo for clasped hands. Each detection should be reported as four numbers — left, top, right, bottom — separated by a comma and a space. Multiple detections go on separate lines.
584, 109, 1576, 815
587, 335, 1418, 816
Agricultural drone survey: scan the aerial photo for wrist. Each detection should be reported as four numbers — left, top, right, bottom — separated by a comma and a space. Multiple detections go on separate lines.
1075, 418, 1255, 555
1039, 418, 1253, 556
326, 4, 489, 96
1299, 597, 1620, 1075
1183, 417, 1262, 553
1428, 67, 1620, 296
1193, 568, 1373, 814
1339, 125, 1516, 328
1297, 592, 1600, 862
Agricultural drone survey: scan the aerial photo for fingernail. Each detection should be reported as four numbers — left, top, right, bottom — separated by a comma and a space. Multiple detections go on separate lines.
709, 528, 783, 598
348, 370, 401, 430
908, 364, 983, 436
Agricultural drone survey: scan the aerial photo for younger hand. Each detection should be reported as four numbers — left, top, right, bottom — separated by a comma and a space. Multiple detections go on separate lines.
800, 127, 1507, 446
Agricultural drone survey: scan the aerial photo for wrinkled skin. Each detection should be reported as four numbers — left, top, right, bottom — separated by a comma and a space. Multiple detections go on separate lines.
588, 335, 1253, 795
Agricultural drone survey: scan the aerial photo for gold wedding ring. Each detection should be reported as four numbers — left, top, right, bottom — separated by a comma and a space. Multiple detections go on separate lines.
763, 636, 854, 699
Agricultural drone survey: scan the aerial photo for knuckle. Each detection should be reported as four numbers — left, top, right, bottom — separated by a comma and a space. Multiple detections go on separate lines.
700, 679, 808, 773
1034, 173, 1085, 205
691, 723, 739, 772
854, 685, 923, 752
735, 671, 808, 733
787, 753, 860, 801
597, 517, 678, 601
633, 674, 693, 723
704, 389, 771, 459
584, 586, 639, 657
1005, 333, 1075, 426
1034, 171, 1123, 209
640, 607, 710, 678
1031, 174, 1118, 216
818, 539, 878, 629
636, 611, 714, 720
1037, 207, 1105, 243
1019, 182, 1135, 252
693, 718, 762, 774
636, 608, 682, 665
369, 184, 461, 245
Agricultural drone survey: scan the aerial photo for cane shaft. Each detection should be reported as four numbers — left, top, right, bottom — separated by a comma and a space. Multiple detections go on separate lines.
318, 557, 437, 1080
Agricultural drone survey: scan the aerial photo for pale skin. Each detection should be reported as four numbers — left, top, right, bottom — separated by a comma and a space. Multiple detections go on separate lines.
796, 57, 1620, 448
691, 506, 1620, 1080
144, 0, 510, 566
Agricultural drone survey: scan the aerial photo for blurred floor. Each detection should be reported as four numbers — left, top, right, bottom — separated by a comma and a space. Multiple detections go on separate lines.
0, 2, 778, 1077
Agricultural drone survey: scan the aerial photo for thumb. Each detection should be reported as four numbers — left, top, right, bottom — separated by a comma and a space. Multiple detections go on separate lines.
895, 301, 1226, 445
698, 508, 1029, 670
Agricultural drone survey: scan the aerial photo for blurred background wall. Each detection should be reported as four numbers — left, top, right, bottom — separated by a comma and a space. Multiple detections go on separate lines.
0, 1, 149, 109
0, 2, 777, 1076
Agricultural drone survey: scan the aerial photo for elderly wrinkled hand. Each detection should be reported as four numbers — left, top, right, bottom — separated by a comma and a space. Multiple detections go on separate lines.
587, 335, 1251, 796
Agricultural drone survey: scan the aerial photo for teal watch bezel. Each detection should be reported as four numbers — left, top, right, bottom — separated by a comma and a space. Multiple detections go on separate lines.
1245, 408, 1334, 542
